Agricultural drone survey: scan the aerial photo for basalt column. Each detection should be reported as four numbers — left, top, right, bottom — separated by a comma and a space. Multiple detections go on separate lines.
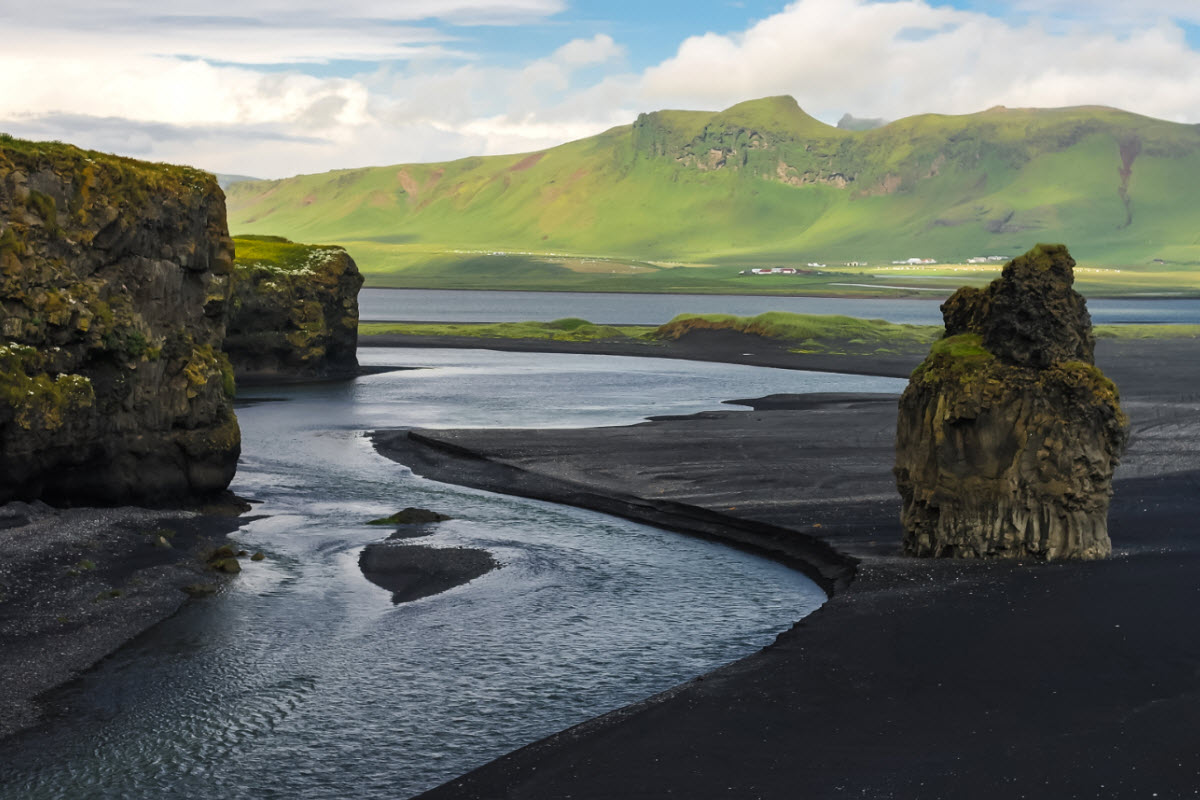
0, 138, 239, 506
894, 244, 1128, 560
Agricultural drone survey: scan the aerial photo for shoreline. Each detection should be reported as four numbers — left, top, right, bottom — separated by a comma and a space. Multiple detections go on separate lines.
374, 427, 858, 595
0, 501, 249, 740
360, 329, 928, 379
369, 334, 1200, 799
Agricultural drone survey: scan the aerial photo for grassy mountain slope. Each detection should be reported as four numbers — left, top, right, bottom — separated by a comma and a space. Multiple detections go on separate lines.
226, 96, 1200, 292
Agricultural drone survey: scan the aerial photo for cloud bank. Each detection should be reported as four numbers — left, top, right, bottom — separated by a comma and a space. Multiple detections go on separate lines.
1, 0, 1197, 178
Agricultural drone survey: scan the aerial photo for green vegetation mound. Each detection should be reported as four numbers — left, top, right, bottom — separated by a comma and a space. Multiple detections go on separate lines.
359, 318, 651, 343
656, 311, 939, 352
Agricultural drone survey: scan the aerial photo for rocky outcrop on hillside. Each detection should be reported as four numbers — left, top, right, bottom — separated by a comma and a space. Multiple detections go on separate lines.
0, 137, 239, 506
894, 244, 1128, 560
224, 235, 362, 381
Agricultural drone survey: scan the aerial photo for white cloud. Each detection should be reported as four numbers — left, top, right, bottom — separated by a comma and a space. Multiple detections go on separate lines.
0, 2, 565, 66
1, 1, 566, 25
2, 0, 1200, 179
0, 52, 370, 129
1005, 0, 1200, 26
364, 35, 631, 152
552, 34, 624, 67
637, 0, 1200, 125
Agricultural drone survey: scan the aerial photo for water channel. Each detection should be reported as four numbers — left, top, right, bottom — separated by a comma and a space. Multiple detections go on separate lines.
0, 349, 907, 799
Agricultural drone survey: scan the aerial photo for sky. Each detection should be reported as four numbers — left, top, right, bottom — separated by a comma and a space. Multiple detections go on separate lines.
1, 0, 1198, 179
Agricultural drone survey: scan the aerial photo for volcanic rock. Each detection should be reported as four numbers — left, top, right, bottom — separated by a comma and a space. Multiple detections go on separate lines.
224, 235, 362, 381
894, 244, 1127, 559
0, 136, 239, 506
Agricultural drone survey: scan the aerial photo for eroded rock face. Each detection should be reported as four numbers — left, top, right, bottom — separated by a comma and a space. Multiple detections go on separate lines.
894, 244, 1127, 560
0, 137, 239, 506
942, 243, 1094, 368
224, 235, 362, 381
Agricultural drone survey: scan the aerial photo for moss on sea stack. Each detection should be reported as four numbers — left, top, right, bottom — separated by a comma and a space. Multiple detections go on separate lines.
224, 235, 363, 380
0, 135, 239, 506
894, 244, 1128, 560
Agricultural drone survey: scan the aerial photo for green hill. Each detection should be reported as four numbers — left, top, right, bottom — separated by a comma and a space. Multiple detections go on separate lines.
226, 96, 1200, 294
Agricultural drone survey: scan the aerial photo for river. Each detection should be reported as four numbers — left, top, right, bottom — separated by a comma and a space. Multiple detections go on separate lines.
0, 349, 907, 799
359, 288, 1200, 326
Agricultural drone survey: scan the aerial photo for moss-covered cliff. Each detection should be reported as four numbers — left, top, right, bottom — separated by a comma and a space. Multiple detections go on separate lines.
0, 135, 239, 506
894, 244, 1128, 560
224, 235, 362, 380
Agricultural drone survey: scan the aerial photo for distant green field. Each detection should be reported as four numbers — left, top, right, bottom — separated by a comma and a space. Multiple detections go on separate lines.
228, 96, 1200, 296
348, 249, 1200, 297
1094, 324, 1200, 338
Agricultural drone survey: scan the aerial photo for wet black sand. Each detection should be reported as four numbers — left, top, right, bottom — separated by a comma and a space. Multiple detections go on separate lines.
373, 335, 1200, 799
0, 502, 248, 739
360, 328, 929, 379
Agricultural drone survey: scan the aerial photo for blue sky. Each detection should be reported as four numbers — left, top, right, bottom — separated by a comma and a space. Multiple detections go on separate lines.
463, 1, 793, 71
2, 0, 1198, 177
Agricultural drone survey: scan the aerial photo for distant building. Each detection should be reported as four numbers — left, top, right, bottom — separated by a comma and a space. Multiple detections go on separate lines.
741, 267, 803, 275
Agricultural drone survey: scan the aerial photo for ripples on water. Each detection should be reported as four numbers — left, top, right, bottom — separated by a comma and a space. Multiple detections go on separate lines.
0, 351, 906, 799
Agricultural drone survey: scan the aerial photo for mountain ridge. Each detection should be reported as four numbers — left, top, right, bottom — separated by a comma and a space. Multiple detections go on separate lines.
226, 96, 1200, 277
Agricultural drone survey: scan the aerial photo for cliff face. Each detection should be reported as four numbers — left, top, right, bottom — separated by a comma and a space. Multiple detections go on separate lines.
224, 235, 362, 381
894, 244, 1128, 560
0, 136, 239, 506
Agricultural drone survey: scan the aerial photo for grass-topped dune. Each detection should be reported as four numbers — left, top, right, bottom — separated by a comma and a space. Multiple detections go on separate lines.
654, 312, 939, 353
360, 317, 655, 342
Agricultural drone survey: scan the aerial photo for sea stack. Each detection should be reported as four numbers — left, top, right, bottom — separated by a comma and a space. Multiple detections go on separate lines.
0, 137, 239, 505
894, 244, 1128, 560
224, 235, 363, 381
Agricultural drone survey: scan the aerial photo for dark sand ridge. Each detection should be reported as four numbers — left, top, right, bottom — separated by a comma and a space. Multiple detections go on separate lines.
372, 333, 1200, 799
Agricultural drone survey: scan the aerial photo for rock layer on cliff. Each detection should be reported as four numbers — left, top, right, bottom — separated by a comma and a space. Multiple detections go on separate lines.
224, 235, 362, 380
0, 136, 239, 506
894, 244, 1127, 559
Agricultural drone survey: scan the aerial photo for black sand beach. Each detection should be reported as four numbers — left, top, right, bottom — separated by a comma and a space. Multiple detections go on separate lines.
0, 503, 248, 739
373, 335, 1200, 799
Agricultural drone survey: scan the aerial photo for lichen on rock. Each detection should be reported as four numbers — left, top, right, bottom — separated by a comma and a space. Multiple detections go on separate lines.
0, 135, 239, 506
224, 235, 363, 380
894, 244, 1128, 560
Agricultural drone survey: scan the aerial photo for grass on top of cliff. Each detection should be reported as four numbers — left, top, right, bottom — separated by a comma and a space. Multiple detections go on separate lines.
0, 133, 214, 194
233, 235, 345, 273
359, 318, 658, 342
